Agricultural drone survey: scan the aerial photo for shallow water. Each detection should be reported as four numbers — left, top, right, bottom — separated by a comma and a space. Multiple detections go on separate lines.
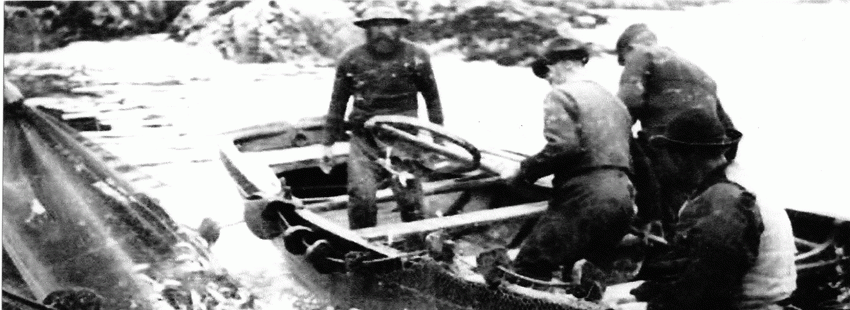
7, 2, 850, 309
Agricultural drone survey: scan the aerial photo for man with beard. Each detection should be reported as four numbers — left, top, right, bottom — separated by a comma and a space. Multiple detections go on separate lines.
502, 37, 636, 283
615, 23, 739, 234
322, 0, 443, 229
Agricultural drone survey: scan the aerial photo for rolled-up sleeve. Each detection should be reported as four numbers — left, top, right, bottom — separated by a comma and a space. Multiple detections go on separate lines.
324, 58, 353, 146
413, 50, 444, 125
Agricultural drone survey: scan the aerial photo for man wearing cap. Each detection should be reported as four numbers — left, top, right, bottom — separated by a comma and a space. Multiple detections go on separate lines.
322, 0, 443, 229
615, 23, 739, 233
503, 37, 636, 282
621, 109, 796, 310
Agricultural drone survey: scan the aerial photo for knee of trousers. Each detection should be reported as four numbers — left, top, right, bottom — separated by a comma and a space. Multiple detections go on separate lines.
348, 186, 377, 207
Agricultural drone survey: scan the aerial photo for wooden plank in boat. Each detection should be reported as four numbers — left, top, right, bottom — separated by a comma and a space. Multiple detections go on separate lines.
240, 143, 349, 168
297, 209, 402, 257
356, 201, 547, 242
303, 175, 502, 212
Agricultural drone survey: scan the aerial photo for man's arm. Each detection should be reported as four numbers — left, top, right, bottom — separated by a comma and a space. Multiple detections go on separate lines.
324, 58, 354, 146
516, 90, 583, 183
632, 190, 763, 310
412, 50, 444, 125
617, 48, 652, 123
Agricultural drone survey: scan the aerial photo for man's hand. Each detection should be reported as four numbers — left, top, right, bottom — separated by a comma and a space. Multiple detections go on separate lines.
320, 145, 334, 174
602, 281, 646, 310
499, 164, 523, 185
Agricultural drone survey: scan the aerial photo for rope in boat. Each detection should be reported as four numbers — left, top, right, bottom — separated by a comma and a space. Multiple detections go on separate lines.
496, 266, 575, 289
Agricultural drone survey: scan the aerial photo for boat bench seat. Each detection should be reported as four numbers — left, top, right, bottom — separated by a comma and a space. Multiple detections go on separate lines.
355, 202, 547, 243
239, 143, 350, 172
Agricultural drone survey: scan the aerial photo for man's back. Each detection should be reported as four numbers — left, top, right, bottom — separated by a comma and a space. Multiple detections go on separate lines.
550, 80, 632, 172
619, 45, 721, 134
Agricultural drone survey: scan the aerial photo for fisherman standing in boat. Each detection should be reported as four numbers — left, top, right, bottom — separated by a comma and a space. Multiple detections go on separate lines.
620, 109, 797, 310
502, 37, 637, 282
322, 0, 444, 229
615, 23, 739, 234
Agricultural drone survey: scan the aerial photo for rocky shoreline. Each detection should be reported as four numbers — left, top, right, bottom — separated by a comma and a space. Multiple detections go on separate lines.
5, 0, 731, 66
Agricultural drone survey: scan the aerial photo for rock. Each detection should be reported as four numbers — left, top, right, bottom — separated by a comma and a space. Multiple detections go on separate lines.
572, 15, 598, 28
197, 217, 221, 246
4, 1, 191, 53
171, 0, 362, 64
169, 0, 617, 65
289, 0, 364, 60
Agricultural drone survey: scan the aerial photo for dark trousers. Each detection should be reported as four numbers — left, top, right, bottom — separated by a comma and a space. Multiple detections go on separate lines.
347, 131, 424, 229
631, 133, 690, 235
513, 169, 636, 280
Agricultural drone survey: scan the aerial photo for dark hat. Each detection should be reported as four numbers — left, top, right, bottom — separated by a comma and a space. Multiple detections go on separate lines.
353, 0, 410, 28
531, 37, 591, 79
650, 109, 743, 149
615, 23, 657, 65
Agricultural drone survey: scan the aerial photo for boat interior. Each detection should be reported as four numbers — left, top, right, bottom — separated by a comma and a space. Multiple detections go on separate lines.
226, 117, 849, 290
227, 117, 646, 287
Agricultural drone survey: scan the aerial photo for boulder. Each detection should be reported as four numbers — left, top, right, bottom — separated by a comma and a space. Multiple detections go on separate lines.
171, 0, 363, 64
4, 1, 190, 53
288, 0, 365, 60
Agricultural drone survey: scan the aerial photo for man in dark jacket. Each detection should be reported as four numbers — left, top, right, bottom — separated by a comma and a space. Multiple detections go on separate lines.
322, 0, 443, 229
626, 109, 796, 310
616, 23, 738, 232
504, 37, 636, 281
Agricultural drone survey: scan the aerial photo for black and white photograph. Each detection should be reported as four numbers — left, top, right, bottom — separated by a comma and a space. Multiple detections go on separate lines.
3, 0, 849, 309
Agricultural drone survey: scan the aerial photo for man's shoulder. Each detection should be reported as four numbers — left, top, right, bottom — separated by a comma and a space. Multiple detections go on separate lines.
546, 86, 573, 103
638, 45, 675, 56
338, 42, 430, 63
701, 181, 751, 205
401, 39, 429, 54
625, 45, 656, 59
337, 44, 370, 64
554, 81, 618, 101
399, 40, 434, 64
629, 45, 681, 63
647, 46, 708, 73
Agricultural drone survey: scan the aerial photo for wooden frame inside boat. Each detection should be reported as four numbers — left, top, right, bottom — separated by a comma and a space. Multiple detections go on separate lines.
218, 116, 849, 310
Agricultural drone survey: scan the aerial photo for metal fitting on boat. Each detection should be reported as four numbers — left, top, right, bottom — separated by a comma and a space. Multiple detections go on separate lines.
305, 239, 336, 274
283, 225, 314, 255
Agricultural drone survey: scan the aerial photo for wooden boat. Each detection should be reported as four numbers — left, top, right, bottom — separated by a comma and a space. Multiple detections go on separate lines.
2, 103, 255, 309
217, 115, 849, 310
